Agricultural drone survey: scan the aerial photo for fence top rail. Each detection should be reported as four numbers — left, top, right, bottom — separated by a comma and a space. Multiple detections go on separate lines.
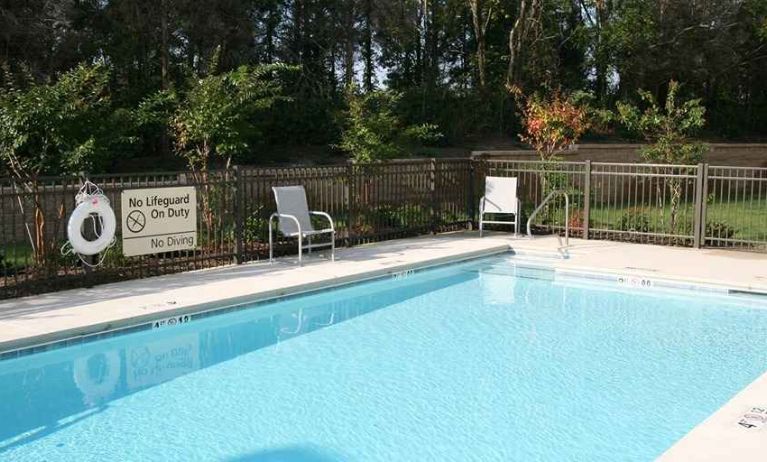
348, 158, 465, 165
482, 159, 587, 166
485, 168, 587, 175
708, 165, 767, 172
590, 162, 700, 169
592, 171, 698, 179
5, 160, 767, 187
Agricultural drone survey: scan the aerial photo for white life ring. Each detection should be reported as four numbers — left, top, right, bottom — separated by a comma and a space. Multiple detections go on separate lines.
67, 194, 116, 255
73, 350, 121, 404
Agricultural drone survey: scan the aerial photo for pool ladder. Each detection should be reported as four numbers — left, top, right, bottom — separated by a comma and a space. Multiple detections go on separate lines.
526, 190, 570, 248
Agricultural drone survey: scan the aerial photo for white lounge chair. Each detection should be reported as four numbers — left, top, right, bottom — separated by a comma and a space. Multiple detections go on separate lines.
479, 176, 521, 237
269, 186, 335, 264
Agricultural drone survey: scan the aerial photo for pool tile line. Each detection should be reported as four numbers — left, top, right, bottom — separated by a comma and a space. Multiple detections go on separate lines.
553, 268, 731, 294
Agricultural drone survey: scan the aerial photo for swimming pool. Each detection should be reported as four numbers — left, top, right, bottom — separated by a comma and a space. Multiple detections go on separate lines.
2, 255, 767, 461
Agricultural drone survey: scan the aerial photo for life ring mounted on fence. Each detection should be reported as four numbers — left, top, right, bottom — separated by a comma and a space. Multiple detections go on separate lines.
67, 193, 117, 255
63, 180, 117, 266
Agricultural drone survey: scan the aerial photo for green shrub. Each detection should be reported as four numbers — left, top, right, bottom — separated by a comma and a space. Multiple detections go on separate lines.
706, 221, 737, 242
618, 208, 650, 233
374, 204, 429, 229
339, 89, 442, 162
244, 207, 270, 242
351, 204, 432, 235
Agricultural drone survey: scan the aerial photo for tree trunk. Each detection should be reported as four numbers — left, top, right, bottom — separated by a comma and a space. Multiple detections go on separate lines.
468, 0, 491, 89
343, 1, 356, 87
593, 0, 611, 103
160, 0, 170, 90
265, 6, 276, 63
507, 0, 542, 88
362, 0, 374, 91
33, 188, 46, 266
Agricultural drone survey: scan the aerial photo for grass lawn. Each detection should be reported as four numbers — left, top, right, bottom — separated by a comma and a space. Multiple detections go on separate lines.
1, 241, 34, 269
581, 199, 767, 241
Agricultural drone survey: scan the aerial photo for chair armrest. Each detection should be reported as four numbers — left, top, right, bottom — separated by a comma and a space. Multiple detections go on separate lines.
309, 211, 335, 231
269, 212, 302, 234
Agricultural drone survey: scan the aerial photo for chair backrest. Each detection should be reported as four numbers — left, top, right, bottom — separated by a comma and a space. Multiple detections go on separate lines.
273, 186, 314, 235
483, 176, 518, 213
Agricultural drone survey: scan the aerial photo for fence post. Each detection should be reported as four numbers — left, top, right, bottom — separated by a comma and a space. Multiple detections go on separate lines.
232, 165, 244, 264
346, 161, 355, 247
429, 158, 437, 234
692, 162, 706, 249
583, 160, 591, 240
468, 160, 475, 230
700, 164, 709, 247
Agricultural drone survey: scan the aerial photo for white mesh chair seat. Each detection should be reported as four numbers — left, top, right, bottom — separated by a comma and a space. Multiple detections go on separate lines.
270, 186, 335, 264
479, 176, 521, 237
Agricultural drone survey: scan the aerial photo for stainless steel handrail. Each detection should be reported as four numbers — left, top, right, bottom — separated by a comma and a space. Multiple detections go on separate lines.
526, 189, 570, 248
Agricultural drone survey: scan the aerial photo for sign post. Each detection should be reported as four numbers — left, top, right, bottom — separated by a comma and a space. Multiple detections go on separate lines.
121, 187, 197, 257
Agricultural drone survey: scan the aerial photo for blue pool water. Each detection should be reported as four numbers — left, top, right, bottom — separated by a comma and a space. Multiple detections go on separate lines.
2, 256, 767, 461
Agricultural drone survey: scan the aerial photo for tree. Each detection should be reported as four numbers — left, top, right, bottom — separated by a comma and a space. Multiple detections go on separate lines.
617, 80, 707, 164
0, 62, 113, 264
172, 56, 295, 237
338, 88, 441, 163
173, 61, 295, 172
507, 0, 543, 87
467, 0, 496, 89
617, 80, 708, 234
514, 87, 589, 162
1, 0, 766, 167
513, 85, 589, 215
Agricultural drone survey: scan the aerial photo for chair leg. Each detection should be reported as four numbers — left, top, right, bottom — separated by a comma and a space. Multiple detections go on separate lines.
269, 220, 274, 263
331, 231, 335, 262
479, 215, 484, 238
307, 235, 312, 254
298, 234, 302, 266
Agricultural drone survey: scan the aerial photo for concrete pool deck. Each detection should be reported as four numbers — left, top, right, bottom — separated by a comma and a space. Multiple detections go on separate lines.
0, 232, 766, 460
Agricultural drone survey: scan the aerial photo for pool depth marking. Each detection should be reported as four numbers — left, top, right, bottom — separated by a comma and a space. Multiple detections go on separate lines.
616, 275, 653, 288
152, 314, 193, 330
737, 406, 767, 430
392, 269, 415, 280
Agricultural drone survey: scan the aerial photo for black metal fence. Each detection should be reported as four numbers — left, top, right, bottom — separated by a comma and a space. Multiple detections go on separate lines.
1, 158, 765, 299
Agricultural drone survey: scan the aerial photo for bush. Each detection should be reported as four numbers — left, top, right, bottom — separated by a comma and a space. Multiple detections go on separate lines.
339, 89, 442, 162
706, 221, 737, 245
568, 208, 585, 229
352, 204, 432, 235
243, 207, 270, 242
618, 208, 650, 233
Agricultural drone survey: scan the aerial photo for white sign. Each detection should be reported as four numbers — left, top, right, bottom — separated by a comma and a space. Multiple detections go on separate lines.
121, 187, 197, 256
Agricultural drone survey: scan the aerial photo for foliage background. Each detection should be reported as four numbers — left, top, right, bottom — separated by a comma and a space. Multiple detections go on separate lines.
0, 0, 766, 173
